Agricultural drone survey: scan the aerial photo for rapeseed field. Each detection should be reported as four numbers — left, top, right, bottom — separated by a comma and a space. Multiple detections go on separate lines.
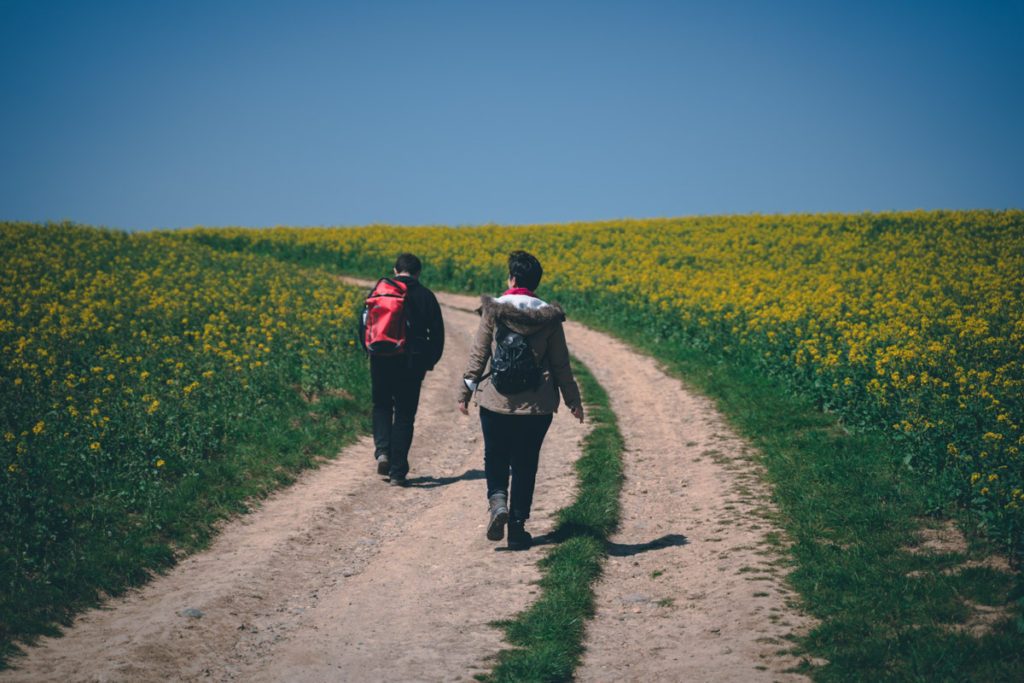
4, 212, 1021, 675
1, 221, 368, 655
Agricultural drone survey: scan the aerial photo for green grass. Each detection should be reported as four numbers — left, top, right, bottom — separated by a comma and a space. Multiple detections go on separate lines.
479, 358, 624, 683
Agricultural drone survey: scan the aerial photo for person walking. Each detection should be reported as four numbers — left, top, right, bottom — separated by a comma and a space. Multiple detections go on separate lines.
457, 250, 584, 549
362, 253, 444, 486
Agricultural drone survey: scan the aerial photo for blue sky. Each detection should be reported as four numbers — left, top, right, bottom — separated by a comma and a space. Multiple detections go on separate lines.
1, 1, 1022, 230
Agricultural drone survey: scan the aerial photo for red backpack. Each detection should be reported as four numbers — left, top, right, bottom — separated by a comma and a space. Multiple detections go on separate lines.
361, 278, 409, 355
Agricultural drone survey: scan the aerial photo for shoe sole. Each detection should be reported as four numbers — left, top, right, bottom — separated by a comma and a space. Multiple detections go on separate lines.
376, 457, 389, 475
486, 509, 509, 541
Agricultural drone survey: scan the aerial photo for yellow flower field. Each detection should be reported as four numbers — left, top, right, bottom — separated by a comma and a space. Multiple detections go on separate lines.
183, 209, 1024, 556
1, 221, 368, 647
4, 213, 1020, 671
2, 222, 364, 479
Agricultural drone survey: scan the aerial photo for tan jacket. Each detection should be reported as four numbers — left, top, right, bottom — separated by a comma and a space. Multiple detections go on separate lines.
458, 294, 582, 415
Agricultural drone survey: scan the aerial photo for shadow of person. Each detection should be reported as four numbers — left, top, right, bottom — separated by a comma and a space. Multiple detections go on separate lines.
493, 531, 559, 551
404, 468, 486, 488
492, 532, 689, 555
606, 533, 689, 557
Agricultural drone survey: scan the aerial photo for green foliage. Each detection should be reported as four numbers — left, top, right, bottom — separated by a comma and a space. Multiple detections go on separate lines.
0, 222, 371, 665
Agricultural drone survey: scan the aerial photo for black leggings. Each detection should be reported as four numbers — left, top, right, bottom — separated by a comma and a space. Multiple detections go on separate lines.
370, 356, 425, 478
479, 407, 553, 522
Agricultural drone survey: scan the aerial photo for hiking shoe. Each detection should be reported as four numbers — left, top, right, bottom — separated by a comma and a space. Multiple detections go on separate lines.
376, 453, 390, 475
486, 493, 509, 541
507, 520, 532, 550
389, 474, 407, 487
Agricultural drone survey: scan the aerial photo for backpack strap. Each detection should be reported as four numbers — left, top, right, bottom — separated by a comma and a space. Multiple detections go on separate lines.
474, 323, 509, 384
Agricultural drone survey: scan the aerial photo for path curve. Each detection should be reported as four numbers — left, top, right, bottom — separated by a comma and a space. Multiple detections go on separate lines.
3, 287, 813, 682
564, 319, 814, 681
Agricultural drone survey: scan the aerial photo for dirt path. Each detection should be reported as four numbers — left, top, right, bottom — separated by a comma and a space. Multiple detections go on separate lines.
563, 321, 815, 681
4, 289, 813, 682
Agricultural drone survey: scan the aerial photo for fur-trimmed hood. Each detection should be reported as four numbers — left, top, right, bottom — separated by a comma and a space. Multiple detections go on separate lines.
478, 294, 567, 337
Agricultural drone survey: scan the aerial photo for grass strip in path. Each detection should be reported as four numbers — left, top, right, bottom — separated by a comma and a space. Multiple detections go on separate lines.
479, 358, 624, 683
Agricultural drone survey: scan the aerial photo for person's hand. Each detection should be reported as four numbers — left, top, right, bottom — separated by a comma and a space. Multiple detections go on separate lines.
457, 400, 469, 415
570, 403, 584, 423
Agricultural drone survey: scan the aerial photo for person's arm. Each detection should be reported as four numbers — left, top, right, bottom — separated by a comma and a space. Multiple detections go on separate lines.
458, 311, 494, 406
546, 323, 584, 422
356, 292, 368, 352
427, 293, 445, 369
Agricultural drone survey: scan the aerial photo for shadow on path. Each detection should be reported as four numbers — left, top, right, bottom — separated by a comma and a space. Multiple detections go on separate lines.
491, 532, 689, 555
607, 533, 689, 557
403, 469, 486, 488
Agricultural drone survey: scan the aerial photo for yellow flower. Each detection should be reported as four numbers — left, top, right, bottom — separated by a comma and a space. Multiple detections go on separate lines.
156, 459, 165, 467
90, 442, 100, 450
32, 421, 45, 435
148, 400, 160, 414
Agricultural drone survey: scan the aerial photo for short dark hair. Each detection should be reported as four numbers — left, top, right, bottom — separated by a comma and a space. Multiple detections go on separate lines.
508, 250, 542, 290
394, 253, 422, 276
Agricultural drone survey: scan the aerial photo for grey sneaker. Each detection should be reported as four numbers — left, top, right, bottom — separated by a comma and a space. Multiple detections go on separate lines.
376, 453, 390, 475
486, 493, 509, 541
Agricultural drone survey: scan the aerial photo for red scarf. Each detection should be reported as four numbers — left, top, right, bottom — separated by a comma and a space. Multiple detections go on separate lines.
503, 287, 538, 298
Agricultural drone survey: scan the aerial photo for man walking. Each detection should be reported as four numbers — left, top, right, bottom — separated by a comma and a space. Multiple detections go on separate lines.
360, 253, 444, 485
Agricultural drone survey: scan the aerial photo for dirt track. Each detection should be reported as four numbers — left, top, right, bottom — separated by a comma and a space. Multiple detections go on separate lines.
3, 289, 814, 682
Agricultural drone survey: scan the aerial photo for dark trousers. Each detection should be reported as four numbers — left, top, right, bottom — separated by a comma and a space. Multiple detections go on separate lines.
370, 356, 426, 478
479, 407, 553, 523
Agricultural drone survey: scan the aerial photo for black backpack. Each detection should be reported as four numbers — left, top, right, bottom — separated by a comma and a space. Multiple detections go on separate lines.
486, 324, 543, 395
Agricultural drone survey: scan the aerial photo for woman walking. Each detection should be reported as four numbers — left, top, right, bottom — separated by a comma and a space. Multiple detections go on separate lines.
457, 250, 584, 550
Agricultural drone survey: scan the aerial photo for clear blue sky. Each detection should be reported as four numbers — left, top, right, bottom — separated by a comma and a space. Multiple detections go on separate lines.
2, 1, 1022, 231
